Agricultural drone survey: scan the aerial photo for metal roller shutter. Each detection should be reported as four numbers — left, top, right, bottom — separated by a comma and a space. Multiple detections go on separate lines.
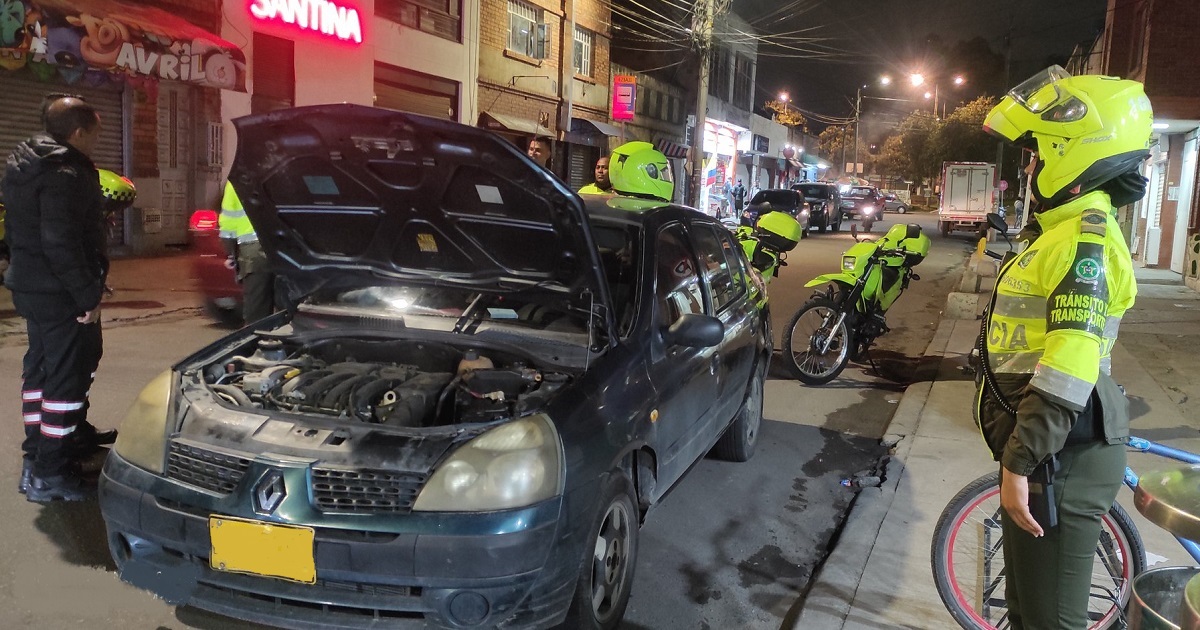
0, 76, 125, 176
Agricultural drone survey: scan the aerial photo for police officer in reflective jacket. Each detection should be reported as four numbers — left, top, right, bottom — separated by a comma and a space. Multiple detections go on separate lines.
976, 66, 1153, 628
219, 180, 275, 324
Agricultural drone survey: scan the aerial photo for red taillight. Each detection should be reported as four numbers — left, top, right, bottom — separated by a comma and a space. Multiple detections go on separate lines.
190, 209, 219, 231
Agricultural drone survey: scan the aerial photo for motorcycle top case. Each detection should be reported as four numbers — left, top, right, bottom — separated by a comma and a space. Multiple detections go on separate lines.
881, 223, 930, 266
755, 211, 802, 253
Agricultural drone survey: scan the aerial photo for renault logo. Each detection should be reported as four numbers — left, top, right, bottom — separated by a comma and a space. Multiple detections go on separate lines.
254, 471, 287, 514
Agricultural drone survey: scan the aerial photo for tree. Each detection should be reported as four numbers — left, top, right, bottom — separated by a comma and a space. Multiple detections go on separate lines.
764, 99, 807, 129
818, 125, 853, 173
929, 96, 998, 165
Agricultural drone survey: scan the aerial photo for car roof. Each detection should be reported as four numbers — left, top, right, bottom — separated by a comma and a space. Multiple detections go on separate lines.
583, 195, 716, 227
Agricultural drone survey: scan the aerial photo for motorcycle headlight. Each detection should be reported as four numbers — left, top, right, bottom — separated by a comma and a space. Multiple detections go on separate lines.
413, 414, 564, 511
112, 370, 174, 474
862, 205, 875, 214
842, 255, 856, 271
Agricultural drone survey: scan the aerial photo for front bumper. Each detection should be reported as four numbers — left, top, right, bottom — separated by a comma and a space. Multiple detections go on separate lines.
99, 451, 583, 629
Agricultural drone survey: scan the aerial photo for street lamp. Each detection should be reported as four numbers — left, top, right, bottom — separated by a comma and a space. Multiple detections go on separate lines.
909, 72, 966, 119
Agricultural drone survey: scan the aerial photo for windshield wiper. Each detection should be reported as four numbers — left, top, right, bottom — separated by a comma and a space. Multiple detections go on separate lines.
453, 293, 488, 334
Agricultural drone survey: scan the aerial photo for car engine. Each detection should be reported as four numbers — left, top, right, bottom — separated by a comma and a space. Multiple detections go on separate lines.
202, 337, 570, 428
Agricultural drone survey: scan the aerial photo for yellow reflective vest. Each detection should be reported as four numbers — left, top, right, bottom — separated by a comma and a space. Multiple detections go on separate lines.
976, 190, 1135, 475
579, 183, 612, 195
218, 181, 256, 243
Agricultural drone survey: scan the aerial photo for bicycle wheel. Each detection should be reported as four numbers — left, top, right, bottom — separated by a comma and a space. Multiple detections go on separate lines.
931, 471, 1146, 630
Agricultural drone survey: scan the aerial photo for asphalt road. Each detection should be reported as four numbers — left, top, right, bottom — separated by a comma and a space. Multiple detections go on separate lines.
0, 210, 973, 630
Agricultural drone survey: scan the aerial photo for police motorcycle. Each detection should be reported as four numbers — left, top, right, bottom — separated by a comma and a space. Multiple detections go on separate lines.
733, 210, 802, 283
783, 222, 931, 384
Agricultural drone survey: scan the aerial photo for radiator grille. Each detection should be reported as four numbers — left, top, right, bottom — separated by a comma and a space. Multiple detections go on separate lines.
166, 441, 252, 494
311, 468, 427, 514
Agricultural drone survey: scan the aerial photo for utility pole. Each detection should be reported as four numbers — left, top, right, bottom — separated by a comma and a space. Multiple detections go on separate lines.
996, 24, 1013, 199
687, 0, 716, 209
852, 87, 861, 180
840, 124, 849, 179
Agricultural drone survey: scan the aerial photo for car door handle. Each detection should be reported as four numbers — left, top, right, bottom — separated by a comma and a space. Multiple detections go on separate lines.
710, 353, 720, 375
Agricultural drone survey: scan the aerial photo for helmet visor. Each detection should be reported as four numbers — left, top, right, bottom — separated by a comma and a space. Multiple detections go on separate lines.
1008, 65, 1072, 113
644, 161, 672, 184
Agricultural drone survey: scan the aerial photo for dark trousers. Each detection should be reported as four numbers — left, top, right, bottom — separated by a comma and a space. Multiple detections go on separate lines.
14, 292, 104, 477
1000, 440, 1125, 629
241, 269, 276, 323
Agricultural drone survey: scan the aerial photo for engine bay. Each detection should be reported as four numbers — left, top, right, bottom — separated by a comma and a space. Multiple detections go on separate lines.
201, 337, 571, 428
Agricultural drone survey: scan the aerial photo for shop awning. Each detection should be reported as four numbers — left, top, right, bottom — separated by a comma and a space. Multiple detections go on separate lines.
801, 153, 821, 166
479, 112, 545, 136
572, 117, 620, 137
655, 138, 690, 159
0, 0, 246, 91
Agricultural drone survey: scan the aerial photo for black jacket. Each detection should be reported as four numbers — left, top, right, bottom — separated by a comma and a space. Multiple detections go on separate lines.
1, 133, 107, 313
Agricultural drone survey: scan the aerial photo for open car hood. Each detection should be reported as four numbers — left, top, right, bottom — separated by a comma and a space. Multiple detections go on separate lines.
230, 104, 613, 331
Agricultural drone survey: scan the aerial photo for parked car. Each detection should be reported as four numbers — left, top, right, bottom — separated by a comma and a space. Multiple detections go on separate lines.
743, 188, 809, 236
100, 104, 770, 630
188, 209, 243, 326
882, 192, 910, 214
791, 182, 842, 233
840, 185, 886, 230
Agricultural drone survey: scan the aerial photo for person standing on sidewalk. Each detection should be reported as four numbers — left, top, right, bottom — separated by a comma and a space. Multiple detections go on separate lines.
219, 180, 274, 324
976, 67, 1152, 628
3, 94, 117, 501
578, 155, 612, 194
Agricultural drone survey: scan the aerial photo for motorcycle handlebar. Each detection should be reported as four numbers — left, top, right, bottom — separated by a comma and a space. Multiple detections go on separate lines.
984, 250, 1003, 260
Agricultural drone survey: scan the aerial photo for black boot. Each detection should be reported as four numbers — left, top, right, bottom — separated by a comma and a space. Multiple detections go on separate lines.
72, 422, 118, 455
26, 471, 93, 503
18, 457, 33, 494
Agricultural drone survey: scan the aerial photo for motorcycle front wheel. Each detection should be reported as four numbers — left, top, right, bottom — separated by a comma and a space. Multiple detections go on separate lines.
783, 297, 854, 385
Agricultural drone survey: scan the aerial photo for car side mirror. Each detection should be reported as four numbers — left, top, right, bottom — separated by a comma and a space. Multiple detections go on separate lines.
663, 313, 724, 348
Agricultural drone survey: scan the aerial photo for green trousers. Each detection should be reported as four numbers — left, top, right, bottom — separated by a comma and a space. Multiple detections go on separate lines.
1000, 440, 1126, 630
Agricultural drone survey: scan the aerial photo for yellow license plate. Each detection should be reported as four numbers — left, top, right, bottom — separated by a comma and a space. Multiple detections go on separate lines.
209, 515, 316, 584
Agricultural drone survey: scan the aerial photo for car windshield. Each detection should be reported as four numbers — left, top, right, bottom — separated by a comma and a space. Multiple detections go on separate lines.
749, 190, 798, 207
847, 187, 875, 198
794, 184, 832, 199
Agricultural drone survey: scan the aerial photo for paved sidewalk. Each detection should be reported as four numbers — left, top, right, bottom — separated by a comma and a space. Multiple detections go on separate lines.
794, 266, 1200, 630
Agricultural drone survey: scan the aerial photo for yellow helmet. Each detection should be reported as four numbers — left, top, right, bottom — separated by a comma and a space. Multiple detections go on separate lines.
984, 66, 1153, 206
609, 141, 674, 202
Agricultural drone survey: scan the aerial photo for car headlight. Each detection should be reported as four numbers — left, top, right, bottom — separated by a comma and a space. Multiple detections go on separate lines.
112, 370, 174, 474
842, 255, 856, 270
413, 414, 564, 511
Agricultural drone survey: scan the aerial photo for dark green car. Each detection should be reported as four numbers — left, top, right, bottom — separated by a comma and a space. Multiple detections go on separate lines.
99, 105, 771, 630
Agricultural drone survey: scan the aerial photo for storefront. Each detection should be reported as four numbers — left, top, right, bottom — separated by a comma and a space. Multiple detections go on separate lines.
699, 118, 747, 217
0, 0, 246, 254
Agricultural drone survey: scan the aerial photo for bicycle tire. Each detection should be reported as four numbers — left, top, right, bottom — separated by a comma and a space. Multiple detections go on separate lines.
931, 471, 1146, 630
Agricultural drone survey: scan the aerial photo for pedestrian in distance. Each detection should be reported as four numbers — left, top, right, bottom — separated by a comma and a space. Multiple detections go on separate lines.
527, 135, 553, 170
732, 178, 747, 216
976, 66, 1153, 629
3, 93, 118, 502
219, 180, 275, 324
578, 155, 612, 194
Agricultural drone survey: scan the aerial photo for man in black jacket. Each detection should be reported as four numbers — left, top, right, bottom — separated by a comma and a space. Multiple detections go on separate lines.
3, 95, 116, 502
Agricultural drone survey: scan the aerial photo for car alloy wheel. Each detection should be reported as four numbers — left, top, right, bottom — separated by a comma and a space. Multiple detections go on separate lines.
568, 472, 639, 630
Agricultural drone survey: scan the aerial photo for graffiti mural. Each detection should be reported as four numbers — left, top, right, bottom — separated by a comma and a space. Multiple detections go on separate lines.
0, 0, 245, 90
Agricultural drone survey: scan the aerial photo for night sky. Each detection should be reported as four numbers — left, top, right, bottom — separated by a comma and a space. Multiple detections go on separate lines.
735, 0, 1111, 124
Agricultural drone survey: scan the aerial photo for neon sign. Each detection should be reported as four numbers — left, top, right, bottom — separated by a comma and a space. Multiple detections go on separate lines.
249, 0, 364, 44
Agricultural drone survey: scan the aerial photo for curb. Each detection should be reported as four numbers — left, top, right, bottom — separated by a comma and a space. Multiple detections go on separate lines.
791, 315, 960, 629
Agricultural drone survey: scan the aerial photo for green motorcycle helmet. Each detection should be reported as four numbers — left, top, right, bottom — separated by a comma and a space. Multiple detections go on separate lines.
609, 141, 674, 202
983, 66, 1153, 207
98, 169, 137, 214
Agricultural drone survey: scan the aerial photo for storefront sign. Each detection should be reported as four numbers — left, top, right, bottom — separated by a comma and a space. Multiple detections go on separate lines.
612, 74, 636, 121
0, 0, 246, 91
250, 0, 364, 44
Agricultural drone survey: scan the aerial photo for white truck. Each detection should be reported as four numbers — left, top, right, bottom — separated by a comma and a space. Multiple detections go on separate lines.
937, 161, 997, 237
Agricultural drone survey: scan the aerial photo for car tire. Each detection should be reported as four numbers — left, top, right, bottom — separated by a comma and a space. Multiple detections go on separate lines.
898, 205, 907, 214
203, 298, 244, 328
564, 472, 639, 630
713, 359, 764, 462
939, 221, 950, 237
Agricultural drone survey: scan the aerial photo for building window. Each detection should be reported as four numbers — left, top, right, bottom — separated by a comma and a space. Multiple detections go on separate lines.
708, 46, 730, 101
378, 0, 463, 43
374, 62, 460, 121
734, 54, 754, 109
573, 26, 593, 77
508, 0, 548, 59
252, 32, 294, 114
